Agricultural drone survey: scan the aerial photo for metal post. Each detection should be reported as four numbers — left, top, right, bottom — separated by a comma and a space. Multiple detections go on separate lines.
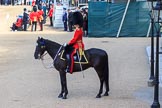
116, 0, 130, 37
151, 2, 161, 107
147, 22, 151, 37
148, 1, 155, 87
150, 9, 155, 80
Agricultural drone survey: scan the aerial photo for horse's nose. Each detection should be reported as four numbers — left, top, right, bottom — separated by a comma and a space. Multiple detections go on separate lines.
34, 52, 39, 59
34, 54, 38, 59
38, 54, 41, 59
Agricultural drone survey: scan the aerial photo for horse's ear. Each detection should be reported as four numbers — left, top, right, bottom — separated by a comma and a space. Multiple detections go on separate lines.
38, 37, 44, 41
38, 37, 41, 40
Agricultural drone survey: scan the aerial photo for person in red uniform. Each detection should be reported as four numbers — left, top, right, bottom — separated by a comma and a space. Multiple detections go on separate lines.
32, 0, 35, 6
15, 18, 23, 28
30, 6, 39, 31
37, 5, 44, 31
48, 5, 54, 26
64, 11, 84, 73
11, 15, 23, 31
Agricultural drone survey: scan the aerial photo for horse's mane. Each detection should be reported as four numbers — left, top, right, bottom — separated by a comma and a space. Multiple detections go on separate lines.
44, 39, 61, 48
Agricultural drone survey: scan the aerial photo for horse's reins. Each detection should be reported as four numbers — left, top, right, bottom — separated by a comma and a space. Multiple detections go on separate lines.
53, 45, 63, 63
41, 52, 54, 69
40, 45, 63, 69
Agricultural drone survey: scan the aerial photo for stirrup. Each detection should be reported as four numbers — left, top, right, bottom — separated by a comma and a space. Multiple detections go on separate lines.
65, 67, 70, 73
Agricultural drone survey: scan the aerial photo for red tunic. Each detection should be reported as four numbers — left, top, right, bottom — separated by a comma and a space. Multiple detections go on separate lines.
37, 10, 44, 21
32, 1, 35, 6
48, 8, 54, 17
68, 28, 84, 73
15, 18, 22, 27
30, 11, 39, 22
68, 28, 84, 50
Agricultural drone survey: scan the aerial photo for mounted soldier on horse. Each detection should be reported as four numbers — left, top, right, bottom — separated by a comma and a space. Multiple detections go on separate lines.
64, 11, 84, 74
34, 12, 109, 99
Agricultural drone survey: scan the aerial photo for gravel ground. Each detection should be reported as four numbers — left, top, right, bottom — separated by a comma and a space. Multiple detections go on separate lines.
0, 5, 153, 108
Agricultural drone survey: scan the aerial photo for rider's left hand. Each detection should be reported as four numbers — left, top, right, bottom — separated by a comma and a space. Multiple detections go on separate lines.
63, 43, 68, 47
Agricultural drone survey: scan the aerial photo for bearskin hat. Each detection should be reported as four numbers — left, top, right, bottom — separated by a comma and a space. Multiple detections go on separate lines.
24, 8, 27, 11
72, 11, 83, 27
33, 6, 37, 12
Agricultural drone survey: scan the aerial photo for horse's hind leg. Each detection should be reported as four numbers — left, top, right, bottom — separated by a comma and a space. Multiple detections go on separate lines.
104, 82, 109, 96
103, 59, 109, 96
96, 79, 104, 98
95, 68, 104, 98
103, 75, 109, 96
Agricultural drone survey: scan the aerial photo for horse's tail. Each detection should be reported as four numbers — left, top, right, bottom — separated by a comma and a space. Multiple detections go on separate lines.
104, 53, 109, 92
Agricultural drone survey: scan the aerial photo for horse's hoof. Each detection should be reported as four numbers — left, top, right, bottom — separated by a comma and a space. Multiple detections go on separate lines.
62, 96, 67, 99
58, 94, 63, 98
96, 95, 101, 98
104, 92, 109, 96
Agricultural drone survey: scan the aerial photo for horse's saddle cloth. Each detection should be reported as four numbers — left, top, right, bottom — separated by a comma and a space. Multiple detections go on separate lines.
59, 50, 88, 64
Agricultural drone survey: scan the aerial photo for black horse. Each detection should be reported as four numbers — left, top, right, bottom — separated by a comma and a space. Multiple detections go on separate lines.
34, 37, 109, 99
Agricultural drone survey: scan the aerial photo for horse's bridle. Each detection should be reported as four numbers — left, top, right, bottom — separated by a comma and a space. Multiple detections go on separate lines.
38, 42, 53, 69
37, 39, 46, 60
40, 52, 48, 60
40, 44, 63, 69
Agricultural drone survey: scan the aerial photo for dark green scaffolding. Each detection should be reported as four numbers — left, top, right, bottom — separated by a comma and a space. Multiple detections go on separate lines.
88, 1, 150, 37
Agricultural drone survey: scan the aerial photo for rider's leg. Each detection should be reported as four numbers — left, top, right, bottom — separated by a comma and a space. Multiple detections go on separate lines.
65, 50, 75, 73
69, 51, 75, 73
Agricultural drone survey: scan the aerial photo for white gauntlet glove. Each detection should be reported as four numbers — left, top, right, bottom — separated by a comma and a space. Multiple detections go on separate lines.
63, 43, 68, 47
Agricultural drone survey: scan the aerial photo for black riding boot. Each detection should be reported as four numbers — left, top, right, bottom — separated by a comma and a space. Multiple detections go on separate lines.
65, 54, 71, 73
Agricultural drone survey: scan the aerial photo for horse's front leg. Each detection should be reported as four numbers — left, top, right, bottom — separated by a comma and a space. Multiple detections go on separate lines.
58, 71, 68, 99
58, 76, 64, 98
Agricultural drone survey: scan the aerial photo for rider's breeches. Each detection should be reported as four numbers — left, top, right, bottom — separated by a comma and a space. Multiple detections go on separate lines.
31, 21, 37, 31
66, 50, 75, 73
39, 20, 43, 31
